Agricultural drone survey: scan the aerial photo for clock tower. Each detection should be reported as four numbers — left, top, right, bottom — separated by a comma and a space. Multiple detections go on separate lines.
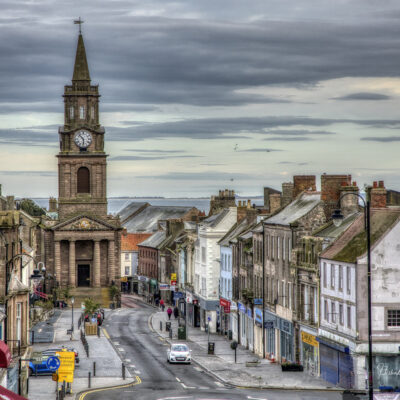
58, 33, 107, 220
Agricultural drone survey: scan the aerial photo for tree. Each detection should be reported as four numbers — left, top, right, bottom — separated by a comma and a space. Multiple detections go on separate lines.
83, 298, 100, 315
19, 198, 46, 217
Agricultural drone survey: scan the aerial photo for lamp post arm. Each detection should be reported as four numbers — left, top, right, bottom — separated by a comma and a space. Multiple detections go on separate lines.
336, 192, 367, 229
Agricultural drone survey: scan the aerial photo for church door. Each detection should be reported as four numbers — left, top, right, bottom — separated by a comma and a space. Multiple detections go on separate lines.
77, 264, 91, 287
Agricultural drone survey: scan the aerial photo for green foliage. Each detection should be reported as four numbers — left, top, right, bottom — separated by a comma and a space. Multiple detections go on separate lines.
109, 285, 120, 301
83, 297, 101, 315
19, 198, 46, 217
34, 299, 54, 311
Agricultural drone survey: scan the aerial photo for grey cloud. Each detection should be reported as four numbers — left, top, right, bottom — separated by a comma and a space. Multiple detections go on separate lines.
137, 171, 253, 180
0, 170, 56, 177
110, 155, 202, 161
263, 137, 313, 141
360, 136, 400, 142
278, 161, 309, 165
238, 148, 282, 152
333, 92, 391, 101
124, 149, 185, 154
264, 129, 335, 136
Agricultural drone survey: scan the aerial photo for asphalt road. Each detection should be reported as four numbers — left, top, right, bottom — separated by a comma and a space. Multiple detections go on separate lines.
81, 297, 357, 400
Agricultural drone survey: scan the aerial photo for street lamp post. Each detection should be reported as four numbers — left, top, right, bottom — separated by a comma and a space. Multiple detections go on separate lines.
332, 193, 373, 400
71, 297, 75, 333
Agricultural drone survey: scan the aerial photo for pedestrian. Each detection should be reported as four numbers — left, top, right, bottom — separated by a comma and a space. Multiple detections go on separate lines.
167, 307, 172, 320
173, 306, 179, 319
160, 299, 165, 311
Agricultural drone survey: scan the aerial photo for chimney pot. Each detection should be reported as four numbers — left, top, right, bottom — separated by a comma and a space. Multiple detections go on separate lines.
373, 181, 378, 188
353, 181, 357, 186
379, 180, 384, 188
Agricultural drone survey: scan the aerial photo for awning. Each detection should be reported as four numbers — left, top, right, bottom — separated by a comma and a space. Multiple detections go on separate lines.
0, 340, 11, 368
0, 385, 28, 400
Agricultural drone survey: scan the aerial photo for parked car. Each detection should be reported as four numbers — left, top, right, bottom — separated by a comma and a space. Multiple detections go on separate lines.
29, 347, 79, 376
167, 343, 191, 364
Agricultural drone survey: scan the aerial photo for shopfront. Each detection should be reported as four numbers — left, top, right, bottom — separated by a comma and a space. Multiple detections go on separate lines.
300, 328, 319, 376
246, 307, 254, 351
373, 355, 400, 389
254, 307, 263, 357
238, 302, 246, 346
137, 275, 148, 295
279, 318, 294, 362
219, 298, 231, 335
318, 336, 354, 389
264, 310, 277, 360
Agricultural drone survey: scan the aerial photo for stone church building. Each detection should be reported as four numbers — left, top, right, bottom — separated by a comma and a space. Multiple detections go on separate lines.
43, 32, 122, 289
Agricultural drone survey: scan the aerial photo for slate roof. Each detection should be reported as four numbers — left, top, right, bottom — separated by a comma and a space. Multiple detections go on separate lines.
265, 192, 321, 226
122, 205, 194, 233
219, 218, 252, 246
138, 231, 167, 249
202, 209, 230, 228
117, 202, 149, 223
121, 233, 152, 251
321, 208, 400, 263
314, 212, 361, 241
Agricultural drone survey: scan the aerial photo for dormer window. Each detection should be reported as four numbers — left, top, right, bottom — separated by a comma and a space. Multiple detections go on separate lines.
80, 106, 85, 119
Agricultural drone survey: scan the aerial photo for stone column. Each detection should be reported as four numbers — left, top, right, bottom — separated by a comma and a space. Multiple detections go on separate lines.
93, 240, 101, 287
54, 240, 61, 286
108, 240, 115, 285
69, 240, 76, 287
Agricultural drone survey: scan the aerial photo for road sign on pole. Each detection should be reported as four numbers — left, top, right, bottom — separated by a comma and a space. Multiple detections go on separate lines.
46, 356, 60, 371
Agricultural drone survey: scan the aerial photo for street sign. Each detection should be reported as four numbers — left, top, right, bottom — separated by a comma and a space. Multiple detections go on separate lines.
46, 356, 60, 371
56, 351, 75, 383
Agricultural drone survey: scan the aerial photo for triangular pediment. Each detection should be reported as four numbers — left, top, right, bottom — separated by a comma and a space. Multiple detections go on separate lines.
52, 214, 117, 232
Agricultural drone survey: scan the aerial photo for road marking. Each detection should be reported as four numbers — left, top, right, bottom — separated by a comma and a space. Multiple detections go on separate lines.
180, 383, 195, 389
175, 377, 181, 382
125, 358, 131, 362
194, 366, 202, 371
118, 348, 125, 352
129, 364, 136, 368
38, 328, 42, 333
247, 397, 269, 400
157, 397, 191, 400
78, 376, 141, 400
134, 370, 141, 374
102, 328, 110, 339
214, 381, 224, 387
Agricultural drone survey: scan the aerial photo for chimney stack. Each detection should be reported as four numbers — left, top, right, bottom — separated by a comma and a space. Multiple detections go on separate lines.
269, 193, 282, 214
368, 181, 387, 208
281, 182, 294, 207
339, 181, 359, 217
321, 174, 352, 220
293, 175, 316, 199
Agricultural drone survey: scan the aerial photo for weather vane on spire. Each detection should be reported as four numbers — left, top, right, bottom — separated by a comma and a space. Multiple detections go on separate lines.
74, 17, 84, 34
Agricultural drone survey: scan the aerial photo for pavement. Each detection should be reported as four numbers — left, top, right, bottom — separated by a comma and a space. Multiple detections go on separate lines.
29, 307, 133, 400
144, 298, 343, 392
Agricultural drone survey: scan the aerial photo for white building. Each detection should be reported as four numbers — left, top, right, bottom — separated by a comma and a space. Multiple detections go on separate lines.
319, 206, 400, 390
194, 207, 237, 333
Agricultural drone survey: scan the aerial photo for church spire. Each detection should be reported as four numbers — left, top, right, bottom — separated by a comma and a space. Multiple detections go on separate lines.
72, 33, 91, 83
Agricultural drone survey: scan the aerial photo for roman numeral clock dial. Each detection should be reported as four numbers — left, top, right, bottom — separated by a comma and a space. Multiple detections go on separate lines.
74, 130, 92, 149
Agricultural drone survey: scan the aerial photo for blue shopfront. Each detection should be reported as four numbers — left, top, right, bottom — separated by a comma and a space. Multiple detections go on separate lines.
279, 318, 294, 362
317, 336, 354, 389
264, 310, 277, 359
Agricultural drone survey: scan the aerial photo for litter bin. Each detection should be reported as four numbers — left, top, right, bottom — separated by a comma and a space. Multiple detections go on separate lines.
166, 322, 171, 331
208, 342, 215, 355
178, 326, 186, 340
228, 330, 232, 340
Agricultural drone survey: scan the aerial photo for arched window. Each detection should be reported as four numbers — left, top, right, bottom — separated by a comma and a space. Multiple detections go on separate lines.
69, 106, 74, 119
91, 106, 95, 120
77, 167, 90, 193
79, 106, 85, 119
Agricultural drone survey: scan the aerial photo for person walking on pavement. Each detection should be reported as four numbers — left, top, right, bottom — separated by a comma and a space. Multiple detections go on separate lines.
173, 306, 179, 319
160, 298, 165, 311
167, 307, 172, 320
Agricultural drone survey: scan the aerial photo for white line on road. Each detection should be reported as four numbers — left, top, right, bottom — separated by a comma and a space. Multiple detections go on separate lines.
180, 383, 195, 389
129, 364, 136, 368
38, 328, 42, 333
118, 348, 125, 352
134, 370, 141, 374
175, 377, 181, 382
193, 366, 202, 371
113, 341, 119, 345
124, 358, 131, 362
214, 381, 224, 387
247, 396, 269, 400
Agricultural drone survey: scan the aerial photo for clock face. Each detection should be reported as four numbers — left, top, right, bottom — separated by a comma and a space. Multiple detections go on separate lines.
74, 130, 92, 148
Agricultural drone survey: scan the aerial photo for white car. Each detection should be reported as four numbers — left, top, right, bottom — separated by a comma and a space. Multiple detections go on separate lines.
167, 343, 192, 364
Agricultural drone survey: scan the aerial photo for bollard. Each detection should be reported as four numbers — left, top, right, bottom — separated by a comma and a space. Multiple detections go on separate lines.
122, 363, 126, 380
31, 330, 35, 345
88, 372, 91, 388
160, 321, 162, 331
97, 326, 100, 338
169, 328, 172, 339
93, 361, 96, 377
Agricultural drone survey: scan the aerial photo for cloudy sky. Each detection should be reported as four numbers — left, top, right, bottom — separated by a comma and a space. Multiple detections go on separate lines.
1, 0, 400, 198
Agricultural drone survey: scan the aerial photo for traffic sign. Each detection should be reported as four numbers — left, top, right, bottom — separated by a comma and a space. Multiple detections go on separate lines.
56, 351, 75, 383
46, 356, 60, 371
